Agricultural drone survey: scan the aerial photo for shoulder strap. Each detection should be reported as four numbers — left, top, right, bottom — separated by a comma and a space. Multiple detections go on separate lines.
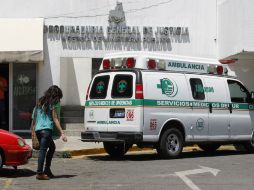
31, 106, 37, 131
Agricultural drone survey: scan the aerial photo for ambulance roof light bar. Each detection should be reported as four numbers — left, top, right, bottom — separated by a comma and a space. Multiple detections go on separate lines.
102, 56, 233, 76
125, 57, 135, 68
102, 58, 136, 70
207, 65, 228, 76
103, 59, 110, 70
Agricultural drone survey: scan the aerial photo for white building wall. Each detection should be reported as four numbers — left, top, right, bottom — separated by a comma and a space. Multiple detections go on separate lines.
0, 0, 218, 105
60, 57, 92, 105
218, 0, 254, 91
218, 0, 254, 58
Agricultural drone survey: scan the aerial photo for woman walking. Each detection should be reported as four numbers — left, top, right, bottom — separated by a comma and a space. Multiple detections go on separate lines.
32, 85, 67, 180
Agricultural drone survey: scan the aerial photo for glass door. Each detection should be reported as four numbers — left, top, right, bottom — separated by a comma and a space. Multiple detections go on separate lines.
0, 63, 9, 131
12, 63, 36, 132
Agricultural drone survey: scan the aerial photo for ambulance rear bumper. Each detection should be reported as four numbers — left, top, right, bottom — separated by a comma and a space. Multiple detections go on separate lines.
81, 132, 143, 143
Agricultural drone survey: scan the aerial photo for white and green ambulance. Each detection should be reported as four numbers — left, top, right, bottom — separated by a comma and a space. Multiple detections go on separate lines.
81, 52, 254, 158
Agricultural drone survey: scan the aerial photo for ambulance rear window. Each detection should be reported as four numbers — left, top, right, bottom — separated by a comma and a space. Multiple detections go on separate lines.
90, 75, 110, 99
112, 75, 133, 98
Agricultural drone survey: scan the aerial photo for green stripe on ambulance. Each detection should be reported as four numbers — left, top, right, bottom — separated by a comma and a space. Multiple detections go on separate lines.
85, 99, 253, 110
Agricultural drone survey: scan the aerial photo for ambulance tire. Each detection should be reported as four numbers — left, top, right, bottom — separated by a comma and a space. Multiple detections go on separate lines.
242, 142, 254, 153
157, 128, 184, 159
234, 141, 254, 153
243, 133, 254, 153
233, 144, 246, 152
103, 142, 131, 158
198, 144, 220, 152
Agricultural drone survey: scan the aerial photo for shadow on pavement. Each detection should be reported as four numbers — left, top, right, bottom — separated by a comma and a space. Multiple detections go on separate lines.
0, 168, 36, 178
53, 174, 77, 179
86, 149, 249, 161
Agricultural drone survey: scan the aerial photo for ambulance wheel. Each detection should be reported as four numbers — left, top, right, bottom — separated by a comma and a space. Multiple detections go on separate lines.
241, 142, 254, 153
157, 128, 183, 159
243, 133, 254, 153
234, 140, 254, 153
233, 144, 246, 152
198, 144, 220, 152
103, 142, 131, 158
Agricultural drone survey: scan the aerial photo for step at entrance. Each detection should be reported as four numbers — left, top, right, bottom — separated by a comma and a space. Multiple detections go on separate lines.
60, 106, 85, 136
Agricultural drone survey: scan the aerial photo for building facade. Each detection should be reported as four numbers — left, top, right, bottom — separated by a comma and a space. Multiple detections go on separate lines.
0, 0, 253, 132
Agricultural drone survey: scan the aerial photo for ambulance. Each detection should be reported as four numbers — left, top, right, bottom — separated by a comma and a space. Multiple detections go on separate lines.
81, 52, 254, 158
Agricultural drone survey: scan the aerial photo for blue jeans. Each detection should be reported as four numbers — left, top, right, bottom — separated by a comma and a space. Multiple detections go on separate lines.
36, 129, 56, 174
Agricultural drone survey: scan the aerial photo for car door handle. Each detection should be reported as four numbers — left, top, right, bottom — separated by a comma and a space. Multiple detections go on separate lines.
209, 103, 212, 113
229, 104, 232, 114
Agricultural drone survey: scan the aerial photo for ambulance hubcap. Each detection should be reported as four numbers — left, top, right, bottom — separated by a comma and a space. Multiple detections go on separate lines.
166, 134, 179, 153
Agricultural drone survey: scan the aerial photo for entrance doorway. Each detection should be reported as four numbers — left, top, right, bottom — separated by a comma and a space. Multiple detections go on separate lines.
0, 64, 9, 131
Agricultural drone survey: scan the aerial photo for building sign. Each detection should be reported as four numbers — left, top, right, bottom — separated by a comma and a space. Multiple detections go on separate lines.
44, 2, 190, 50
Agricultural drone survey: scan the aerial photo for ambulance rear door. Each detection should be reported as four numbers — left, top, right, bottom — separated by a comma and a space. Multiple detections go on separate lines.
85, 74, 111, 132
107, 72, 143, 133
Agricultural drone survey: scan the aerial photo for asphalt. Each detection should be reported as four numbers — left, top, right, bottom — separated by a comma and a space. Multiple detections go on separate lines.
24, 136, 236, 158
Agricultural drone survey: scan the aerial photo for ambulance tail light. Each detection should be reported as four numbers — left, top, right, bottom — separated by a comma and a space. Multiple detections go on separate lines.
216, 65, 223, 75
126, 58, 135, 68
135, 84, 143, 99
103, 59, 110, 70
147, 59, 156, 69
85, 82, 91, 100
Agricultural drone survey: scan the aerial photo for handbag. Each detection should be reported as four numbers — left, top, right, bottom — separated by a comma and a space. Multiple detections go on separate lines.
31, 106, 40, 150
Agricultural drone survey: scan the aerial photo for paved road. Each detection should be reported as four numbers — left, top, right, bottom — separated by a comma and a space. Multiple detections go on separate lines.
1, 149, 254, 190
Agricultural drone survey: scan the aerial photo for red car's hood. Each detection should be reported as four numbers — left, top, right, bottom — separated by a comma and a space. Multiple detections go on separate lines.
0, 129, 20, 138
0, 129, 23, 145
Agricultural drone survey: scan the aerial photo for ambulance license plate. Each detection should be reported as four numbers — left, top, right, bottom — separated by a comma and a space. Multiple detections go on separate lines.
110, 108, 125, 118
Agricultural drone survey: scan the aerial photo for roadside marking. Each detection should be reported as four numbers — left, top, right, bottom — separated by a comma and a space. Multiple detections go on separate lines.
175, 166, 220, 190
0, 179, 13, 190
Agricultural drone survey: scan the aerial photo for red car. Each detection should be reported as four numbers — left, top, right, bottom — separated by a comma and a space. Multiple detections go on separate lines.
0, 129, 32, 169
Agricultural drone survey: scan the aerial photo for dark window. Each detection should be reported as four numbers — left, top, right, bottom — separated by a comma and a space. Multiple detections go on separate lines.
112, 75, 133, 98
227, 80, 250, 103
190, 78, 205, 100
13, 63, 36, 131
92, 58, 103, 77
90, 75, 110, 99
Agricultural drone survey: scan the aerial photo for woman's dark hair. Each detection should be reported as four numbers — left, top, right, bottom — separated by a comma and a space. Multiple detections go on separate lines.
38, 85, 63, 113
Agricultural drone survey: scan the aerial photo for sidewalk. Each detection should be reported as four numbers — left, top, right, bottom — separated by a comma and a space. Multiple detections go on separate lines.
25, 136, 105, 158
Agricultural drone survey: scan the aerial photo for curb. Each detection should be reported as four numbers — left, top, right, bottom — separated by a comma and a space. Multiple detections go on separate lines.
70, 145, 236, 157
32, 145, 236, 158
70, 146, 153, 157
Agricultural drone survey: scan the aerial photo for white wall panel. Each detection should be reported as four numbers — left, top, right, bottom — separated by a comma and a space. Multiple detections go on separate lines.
218, 0, 254, 58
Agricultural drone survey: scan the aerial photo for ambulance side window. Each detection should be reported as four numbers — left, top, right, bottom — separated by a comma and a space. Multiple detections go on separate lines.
190, 78, 205, 100
227, 80, 250, 103
112, 75, 133, 98
90, 75, 110, 99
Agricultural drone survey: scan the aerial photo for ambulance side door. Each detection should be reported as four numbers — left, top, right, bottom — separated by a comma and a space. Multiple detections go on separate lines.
204, 77, 230, 140
226, 79, 253, 139
185, 75, 209, 140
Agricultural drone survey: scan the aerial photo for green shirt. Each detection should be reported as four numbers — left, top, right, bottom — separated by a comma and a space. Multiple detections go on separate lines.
32, 103, 60, 132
